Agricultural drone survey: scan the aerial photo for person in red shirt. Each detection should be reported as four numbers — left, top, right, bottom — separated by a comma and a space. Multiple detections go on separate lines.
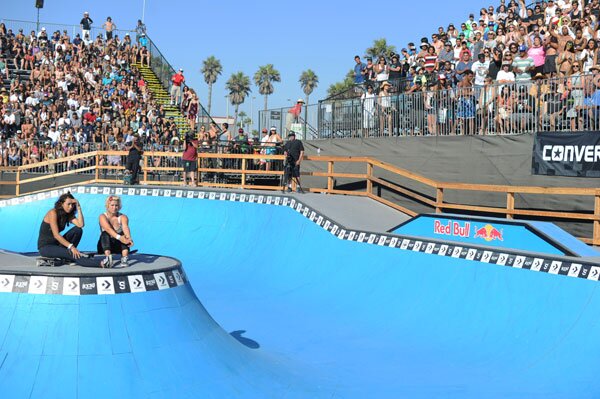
285, 98, 304, 135
182, 132, 198, 186
170, 69, 185, 106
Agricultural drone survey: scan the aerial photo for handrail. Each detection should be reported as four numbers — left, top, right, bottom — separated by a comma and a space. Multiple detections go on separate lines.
2, 150, 599, 245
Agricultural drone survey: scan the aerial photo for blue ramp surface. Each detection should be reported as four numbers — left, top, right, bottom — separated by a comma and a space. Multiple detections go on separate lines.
1, 190, 600, 398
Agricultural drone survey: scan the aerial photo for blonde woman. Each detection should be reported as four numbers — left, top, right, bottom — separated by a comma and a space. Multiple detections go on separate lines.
97, 195, 134, 268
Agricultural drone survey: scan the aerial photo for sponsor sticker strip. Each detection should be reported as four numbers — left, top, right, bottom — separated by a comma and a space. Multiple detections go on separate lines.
0, 267, 187, 296
3, 186, 600, 284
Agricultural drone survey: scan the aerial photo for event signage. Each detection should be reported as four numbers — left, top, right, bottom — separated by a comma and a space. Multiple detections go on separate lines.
532, 132, 600, 177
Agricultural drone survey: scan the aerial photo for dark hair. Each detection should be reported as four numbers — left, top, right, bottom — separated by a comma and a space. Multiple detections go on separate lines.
54, 192, 75, 229
222, 122, 229, 129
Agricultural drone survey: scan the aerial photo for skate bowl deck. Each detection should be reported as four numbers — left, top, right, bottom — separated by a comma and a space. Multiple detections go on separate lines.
1, 185, 600, 398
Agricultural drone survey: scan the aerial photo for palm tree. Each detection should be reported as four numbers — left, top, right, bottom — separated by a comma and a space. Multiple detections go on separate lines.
299, 69, 319, 105
225, 72, 251, 131
238, 111, 247, 129
365, 38, 396, 60
201, 56, 222, 116
326, 69, 355, 99
253, 64, 280, 111
299, 70, 319, 133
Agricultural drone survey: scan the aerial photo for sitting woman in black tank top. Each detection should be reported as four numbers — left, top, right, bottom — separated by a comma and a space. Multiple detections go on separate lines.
37, 192, 101, 267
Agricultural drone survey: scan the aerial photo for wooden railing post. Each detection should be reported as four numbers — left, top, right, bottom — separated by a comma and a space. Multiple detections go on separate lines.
435, 187, 443, 213
94, 153, 99, 182
366, 162, 373, 195
327, 161, 334, 193
594, 191, 600, 246
241, 157, 246, 189
15, 168, 20, 197
506, 192, 515, 220
143, 155, 148, 184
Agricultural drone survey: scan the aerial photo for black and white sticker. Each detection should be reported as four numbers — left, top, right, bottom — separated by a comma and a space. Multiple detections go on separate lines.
7, 185, 600, 285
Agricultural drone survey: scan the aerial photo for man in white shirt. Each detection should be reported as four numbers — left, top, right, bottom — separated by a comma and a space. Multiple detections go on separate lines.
48, 124, 60, 143
545, 0, 558, 24
471, 53, 490, 98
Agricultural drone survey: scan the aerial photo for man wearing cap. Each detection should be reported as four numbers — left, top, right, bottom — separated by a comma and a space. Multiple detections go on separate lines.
80, 12, 93, 41
472, 53, 489, 95
282, 131, 304, 193
512, 45, 535, 84
170, 69, 185, 106
286, 98, 304, 136
438, 42, 454, 64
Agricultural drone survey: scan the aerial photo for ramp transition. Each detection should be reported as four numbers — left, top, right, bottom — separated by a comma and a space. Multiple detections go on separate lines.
1, 186, 600, 398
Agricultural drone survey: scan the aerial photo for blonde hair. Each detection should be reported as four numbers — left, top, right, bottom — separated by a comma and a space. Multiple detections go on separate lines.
105, 195, 122, 211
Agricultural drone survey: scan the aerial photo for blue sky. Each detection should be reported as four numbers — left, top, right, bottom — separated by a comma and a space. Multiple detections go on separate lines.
3, 0, 484, 121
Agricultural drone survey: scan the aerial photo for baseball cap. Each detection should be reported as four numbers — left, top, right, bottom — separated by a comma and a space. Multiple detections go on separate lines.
270, 126, 277, 131
518, 44, 527, 52
288, 131, 296, 137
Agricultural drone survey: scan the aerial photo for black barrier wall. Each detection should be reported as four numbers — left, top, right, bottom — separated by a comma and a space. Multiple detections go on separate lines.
532, 132, 600, 177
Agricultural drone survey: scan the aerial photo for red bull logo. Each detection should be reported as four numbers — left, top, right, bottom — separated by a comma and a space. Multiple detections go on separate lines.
434, 220, 470, 238
473, 224, 504, 242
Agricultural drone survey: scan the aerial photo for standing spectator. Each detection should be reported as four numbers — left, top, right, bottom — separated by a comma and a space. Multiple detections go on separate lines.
170, 69, 185, 106
282, 131, 304, 193
353, 55, 366, 86
528, 36, 547, 77
80, 12, 93, 42
361, 85, 376, 136
558, 41, 577, 76
388, 54, 403, 90
512, 45, 535, 84
102, 17, 117, 41
455, 52, 474, 83
125, 134, 143, 184
362, 57, 376, 86
135, 19, 147, 44
378, 81, 393, 136
286, 98, 304, 135
496, 60, 516, 84
182, 132, 198, 186
375, 57, 389, 86
472, 53, 489, 96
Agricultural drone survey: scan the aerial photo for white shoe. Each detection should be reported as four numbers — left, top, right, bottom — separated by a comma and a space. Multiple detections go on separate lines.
100, 255, 113, 268
120, 256, 129, 268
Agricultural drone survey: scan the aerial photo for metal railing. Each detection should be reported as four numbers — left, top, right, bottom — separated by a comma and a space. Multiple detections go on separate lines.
258, 104, 319, 139
316, 74, 600, 138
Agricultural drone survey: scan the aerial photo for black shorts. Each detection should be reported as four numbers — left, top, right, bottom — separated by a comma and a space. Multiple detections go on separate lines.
287, 164, 300, 178
183, 159, 197, 172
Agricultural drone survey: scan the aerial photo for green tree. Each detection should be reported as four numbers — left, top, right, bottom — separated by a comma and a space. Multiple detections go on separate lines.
365, 38, 396, 59
299, 69, 319, 132
299, 69, 319, 105
237, 111, 247, 129
225, 72, 251, 131
253, 64, 281, 111
326, 69, 355, 99
201, 56, 222, 116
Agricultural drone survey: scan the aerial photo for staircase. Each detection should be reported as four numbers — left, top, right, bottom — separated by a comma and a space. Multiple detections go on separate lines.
132, 63, 190, 136
2, 63, 31, 92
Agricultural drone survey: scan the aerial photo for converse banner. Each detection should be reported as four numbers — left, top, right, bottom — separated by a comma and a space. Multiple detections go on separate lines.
532, 132, 600, 177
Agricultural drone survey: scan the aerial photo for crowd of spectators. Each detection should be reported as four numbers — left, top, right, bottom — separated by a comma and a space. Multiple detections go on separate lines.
0, 14, 195, 168
350, 0, 600, 135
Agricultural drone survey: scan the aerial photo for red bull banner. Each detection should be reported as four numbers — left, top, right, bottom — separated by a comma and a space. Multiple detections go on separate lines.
393, 215, 564, 255
532, 132, 600, 177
